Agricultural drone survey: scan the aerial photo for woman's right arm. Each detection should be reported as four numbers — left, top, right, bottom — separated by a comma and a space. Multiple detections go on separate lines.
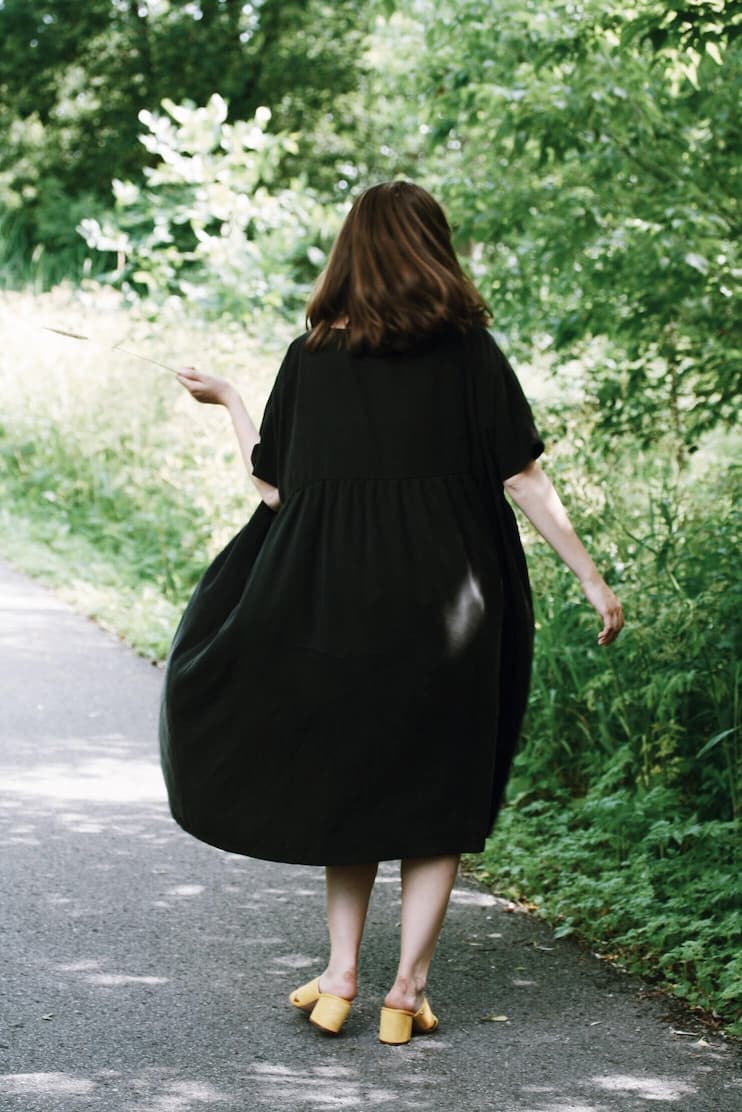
503, 459, 624, 646
174, 368, 281, 511
223, 387, 281, 511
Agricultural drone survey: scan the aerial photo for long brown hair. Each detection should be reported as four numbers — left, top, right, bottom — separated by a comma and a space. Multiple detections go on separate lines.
304, 180, 492, 354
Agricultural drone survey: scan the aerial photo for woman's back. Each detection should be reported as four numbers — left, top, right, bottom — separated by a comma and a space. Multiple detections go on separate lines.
248, 324, 539, 664
283, 326, 471, 490
246, 174, 546, 674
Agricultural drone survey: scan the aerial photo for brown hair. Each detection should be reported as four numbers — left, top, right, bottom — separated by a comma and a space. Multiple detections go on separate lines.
304, 180, 492, 354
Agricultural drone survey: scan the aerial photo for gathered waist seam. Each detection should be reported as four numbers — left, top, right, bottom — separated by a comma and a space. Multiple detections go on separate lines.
287, 471, 474, 497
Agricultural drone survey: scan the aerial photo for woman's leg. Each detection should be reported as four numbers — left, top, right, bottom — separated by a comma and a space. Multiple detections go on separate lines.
384, 853, 460, 1012
318, 861, 379, 1001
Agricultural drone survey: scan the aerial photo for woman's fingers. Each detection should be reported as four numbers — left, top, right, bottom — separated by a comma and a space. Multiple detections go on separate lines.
176, 366, 200, 387
597, 599, 624, 645
175, 366, 232, 406
177, 366, 206, 385
581, 577, 624, 646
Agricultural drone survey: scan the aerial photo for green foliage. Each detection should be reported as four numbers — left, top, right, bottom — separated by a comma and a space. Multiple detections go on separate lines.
515, 433, 741, 819
1, 418, 213, 601
0, 207, 91, 291
471, 413, 741, 1032
0, 288, 294, 657
472, 789, 741, 1033
0, 0, 368, 264
419, 0, 741, 456
76, 95, 344, 323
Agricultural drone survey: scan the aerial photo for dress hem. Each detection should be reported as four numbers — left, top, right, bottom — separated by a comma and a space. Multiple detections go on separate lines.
170, 810, 488, 866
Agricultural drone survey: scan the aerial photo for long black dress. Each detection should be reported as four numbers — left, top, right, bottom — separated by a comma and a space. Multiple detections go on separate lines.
158, 323, 545, 865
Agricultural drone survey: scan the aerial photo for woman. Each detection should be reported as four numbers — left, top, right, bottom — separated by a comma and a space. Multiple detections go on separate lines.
159, 179, 624, 1045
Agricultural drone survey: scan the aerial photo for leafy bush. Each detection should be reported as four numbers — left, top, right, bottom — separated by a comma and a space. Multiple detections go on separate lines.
474, 419, 741, 1032
0, 0, 367, 271
421, 0, 741, 457
77, 94, 344, 324
473, 789, 740, 1032
518, 429, 740, 821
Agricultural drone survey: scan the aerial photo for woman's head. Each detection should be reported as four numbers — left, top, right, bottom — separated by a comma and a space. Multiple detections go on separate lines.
305, 180, 491, 353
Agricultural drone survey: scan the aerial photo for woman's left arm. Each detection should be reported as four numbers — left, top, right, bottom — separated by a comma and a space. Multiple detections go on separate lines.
175, 367, 281, 511
503, 459, 624, 645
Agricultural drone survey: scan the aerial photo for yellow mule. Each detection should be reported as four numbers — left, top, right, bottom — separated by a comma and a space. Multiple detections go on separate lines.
379, 997, 439, 1044
289, 976, 353, 1035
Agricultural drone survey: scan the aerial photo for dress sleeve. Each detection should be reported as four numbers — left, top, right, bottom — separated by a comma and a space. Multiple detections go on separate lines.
481, 329, 545, 483
249, 343, 295, 489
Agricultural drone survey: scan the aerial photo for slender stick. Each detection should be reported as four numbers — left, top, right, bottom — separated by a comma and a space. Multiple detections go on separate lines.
42, 326, 180, 374
111, 342, 180, 373
43, 326, 89, 341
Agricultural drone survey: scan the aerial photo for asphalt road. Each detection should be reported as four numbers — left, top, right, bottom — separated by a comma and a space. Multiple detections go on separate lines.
1, 558, 740, 1112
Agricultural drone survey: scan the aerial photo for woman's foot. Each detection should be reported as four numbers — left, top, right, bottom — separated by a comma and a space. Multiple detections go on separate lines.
317, 967, 357, 1002
383, 975, 426, 1014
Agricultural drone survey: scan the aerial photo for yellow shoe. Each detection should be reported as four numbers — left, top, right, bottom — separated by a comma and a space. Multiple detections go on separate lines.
289, 976, 322, 1012
309, 991, 353, 1035
379, 996, 439, 1044
289, 976, 353, 1035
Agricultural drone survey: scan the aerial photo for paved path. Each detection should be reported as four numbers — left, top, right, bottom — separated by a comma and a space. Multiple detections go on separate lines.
0, 559, 739, 1112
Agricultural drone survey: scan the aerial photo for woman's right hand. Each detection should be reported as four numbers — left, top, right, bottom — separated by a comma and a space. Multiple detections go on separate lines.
175, 366, 235, 407
580, 574, 625, 646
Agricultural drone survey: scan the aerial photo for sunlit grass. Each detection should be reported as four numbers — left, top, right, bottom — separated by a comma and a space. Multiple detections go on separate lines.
0, 284, 297, 658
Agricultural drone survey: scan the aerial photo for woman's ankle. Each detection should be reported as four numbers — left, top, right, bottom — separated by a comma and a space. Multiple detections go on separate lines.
319, 964, 358, 999
384, 971, 427, 1011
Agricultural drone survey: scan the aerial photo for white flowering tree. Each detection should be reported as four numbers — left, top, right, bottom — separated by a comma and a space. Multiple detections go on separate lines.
77, 93, 344, 324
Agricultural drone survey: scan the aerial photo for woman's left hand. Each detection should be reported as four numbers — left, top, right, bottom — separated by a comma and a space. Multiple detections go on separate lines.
176, 366, 235, 407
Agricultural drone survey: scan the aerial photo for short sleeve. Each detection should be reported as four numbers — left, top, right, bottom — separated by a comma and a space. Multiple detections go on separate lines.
249, 342, 296, 489
481, 330, 545, 483
250, 389, 279, 487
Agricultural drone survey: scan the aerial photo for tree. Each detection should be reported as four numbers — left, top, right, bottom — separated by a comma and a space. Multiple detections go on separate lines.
0, 0, 369, 264
77, 94, 339, 324
418, 0, 741, 458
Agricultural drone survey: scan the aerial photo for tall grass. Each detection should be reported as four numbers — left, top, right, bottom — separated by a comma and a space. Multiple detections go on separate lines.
0, 210, 102, 293
517, 442, 740, 820
0, 286, 296, 656
470, 424, 741, 1033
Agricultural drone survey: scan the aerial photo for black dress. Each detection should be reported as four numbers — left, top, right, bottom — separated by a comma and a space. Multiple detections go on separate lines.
158, 323, 545, 865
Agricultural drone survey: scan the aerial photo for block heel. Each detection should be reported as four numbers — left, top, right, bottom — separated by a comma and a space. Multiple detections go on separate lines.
309, 992, 353, 1034
379, 997, 439, 1044
289, 976, 353, 1034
